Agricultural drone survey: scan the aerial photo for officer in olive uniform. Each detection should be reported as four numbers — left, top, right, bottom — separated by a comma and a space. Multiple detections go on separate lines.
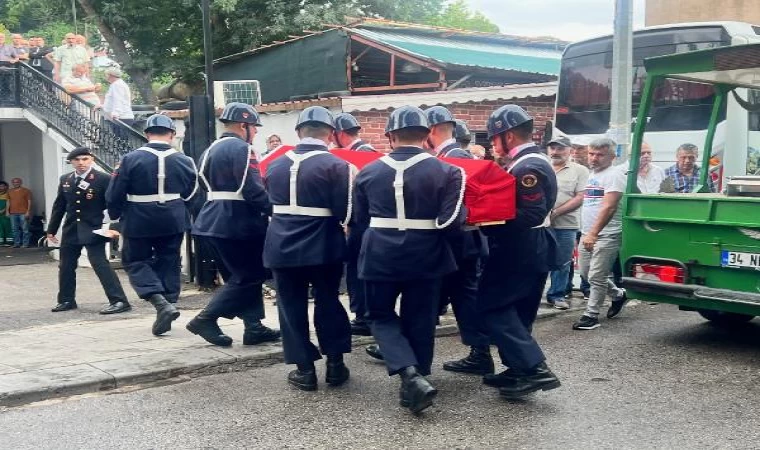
477, 105, 562, 399
48, 147, 130, 314
353, 105, 466, 414
424, 106, 493, 376
263, 106, 352, 392
188, 102, 280, 347
106, 115, 198, 336
333, 112, 376, 152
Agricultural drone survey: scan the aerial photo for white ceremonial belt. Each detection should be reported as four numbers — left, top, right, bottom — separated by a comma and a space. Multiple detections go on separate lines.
272, 205, 333, 217
127, 193, 181, 203
207, 191, 244, 201
370, 217, 437, 230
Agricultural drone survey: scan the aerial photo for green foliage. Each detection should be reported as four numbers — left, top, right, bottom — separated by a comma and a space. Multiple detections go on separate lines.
428, 0, 500, 33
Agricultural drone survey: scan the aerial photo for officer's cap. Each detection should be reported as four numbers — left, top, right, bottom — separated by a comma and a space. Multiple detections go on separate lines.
144, 114, 176, 133
424, 106, 456, 127
334, 112, 361, 132
296, 106, 336, 130
385, 106, 430, 135
67, 147, 94, 161
487, 105, 533, 139
220, 102, 262, 126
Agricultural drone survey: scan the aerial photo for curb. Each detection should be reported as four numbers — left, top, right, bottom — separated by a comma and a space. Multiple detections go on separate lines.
0, 306, 580, 408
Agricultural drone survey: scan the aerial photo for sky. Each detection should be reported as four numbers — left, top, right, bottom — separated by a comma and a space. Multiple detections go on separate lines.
464, 0, 647, 42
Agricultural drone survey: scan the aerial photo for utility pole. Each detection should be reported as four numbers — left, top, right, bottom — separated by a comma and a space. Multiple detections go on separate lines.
201, 0, 216, 137
609, 0, 634, 162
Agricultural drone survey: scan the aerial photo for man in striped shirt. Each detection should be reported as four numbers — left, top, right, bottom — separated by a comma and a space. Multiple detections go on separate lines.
662, 143, 716, 193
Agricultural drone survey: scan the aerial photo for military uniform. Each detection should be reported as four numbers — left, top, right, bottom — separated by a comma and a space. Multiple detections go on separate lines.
478, 105, 561, 399
263, 106, 352, 391
187, 103, 279, 347
47, 152, 128, 313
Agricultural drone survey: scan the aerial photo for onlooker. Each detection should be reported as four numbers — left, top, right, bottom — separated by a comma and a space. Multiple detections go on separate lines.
0, 181, 11, 246
29, 37, 55, 78
571, 142, 589, 167
265, 134, 282, 153
545, 136, 589, 310
8, 178, 32, 248
469, 144, 486, 160
573, 138, 628, 331
636, 142, 666, 193
0, 34, 19, 63
11, 34, 28, 61
52, 33, 89, 83
100, 67, 135, 131
663, 143, 716, 193
63, 63, 101, 107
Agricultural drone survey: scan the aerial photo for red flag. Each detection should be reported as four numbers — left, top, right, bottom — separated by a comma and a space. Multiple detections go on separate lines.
258, 145, 294, 176
442, 158, 516, 225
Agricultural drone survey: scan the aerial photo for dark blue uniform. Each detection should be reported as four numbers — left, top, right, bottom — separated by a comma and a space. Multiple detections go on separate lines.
477, 145, 558, 371
47, 169, 128, 306
263, 142, 352, 365
353, 146, 465, 376
192, 133, 272, 321
349, 140, 376, 152
436, 143, 490, 350
106, 142, 197, 302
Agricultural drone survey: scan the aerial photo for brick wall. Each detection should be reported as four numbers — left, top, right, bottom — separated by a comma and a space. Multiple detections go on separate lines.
351, 95, 556, 152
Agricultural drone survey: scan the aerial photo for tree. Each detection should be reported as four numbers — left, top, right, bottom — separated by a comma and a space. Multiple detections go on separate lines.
428, 0, 500, 33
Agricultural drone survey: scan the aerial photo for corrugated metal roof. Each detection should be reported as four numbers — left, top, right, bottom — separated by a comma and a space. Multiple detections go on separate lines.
349, 28, 562, 76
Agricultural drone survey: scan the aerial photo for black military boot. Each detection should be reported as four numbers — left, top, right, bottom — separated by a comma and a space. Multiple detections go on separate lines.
365, 344, 384, 360
288, 363, 318, 391
350, 317, 372, 336
483, 368, 518, 388
499, 362, 561, 399
186, 311, 233, 347
442, 346, 495, 375
398, 366, 438, 414
242, 320, 281, 345
146, 294, 180, 336
325, 354, 350, 387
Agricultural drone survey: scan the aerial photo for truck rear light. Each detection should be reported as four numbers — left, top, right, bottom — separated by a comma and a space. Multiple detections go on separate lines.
631, 263, 686, 283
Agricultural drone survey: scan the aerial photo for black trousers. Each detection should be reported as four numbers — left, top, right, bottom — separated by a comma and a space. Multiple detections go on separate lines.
346, 259, 366, 319
203, 237, 266, 321
272, 263, 351, 365
479, 272, 547, 371
365, 278, 442, 376
122, 233, 184, 302
440, 257, 489, 348
58, 241, 128, 305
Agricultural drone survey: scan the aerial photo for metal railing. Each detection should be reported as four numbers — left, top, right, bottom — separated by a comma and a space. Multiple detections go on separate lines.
2, 62, 147, 171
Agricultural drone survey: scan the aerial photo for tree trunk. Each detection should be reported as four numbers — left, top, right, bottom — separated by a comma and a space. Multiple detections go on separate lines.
76, 0, 158, 105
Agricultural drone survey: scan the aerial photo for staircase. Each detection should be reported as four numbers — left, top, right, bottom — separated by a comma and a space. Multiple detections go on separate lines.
1, 62, 147, 171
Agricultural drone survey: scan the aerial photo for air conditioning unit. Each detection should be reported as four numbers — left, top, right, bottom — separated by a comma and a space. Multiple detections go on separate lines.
213, 80, 262, 109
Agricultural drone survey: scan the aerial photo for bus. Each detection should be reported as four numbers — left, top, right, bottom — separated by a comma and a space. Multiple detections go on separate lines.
554, 22, 760, 184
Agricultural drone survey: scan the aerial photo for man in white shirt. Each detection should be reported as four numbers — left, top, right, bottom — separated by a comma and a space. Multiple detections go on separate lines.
99, 67, 135, 137
636, 142, 665, 193
573, 138, 628, 331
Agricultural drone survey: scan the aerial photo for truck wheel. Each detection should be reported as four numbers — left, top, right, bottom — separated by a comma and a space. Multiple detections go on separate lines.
697, 309, 755, 326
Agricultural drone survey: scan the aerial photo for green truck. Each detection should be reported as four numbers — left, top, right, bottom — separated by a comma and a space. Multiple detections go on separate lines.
621, 43, 760, 325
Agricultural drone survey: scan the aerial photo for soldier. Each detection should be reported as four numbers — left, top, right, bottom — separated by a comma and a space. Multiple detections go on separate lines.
353, 105, 465, 414
478, 105, 561, 399
187, 103, 280, 347
47, 147, 130, 314
333, 112, 376, 151
454, 119, 473, 152
106, 114, 198, 336
424, 107, 493, 376
263, 106, 352, 392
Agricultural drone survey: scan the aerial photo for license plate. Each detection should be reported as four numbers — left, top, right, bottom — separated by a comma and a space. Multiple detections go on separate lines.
721, 251, 760, 269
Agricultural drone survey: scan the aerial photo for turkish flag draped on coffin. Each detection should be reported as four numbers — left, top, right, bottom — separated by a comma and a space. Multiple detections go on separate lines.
257, 146, 516, 225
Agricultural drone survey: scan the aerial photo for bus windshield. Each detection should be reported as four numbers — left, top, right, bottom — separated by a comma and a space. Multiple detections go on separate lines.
555, 26, 731, 135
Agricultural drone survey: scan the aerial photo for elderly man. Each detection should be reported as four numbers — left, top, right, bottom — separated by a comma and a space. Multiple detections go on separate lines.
52, 33, 89, 82
63, 64, 101, 107
663, 143, 716, 193
0, 34, 19, 63
546, 136, 589, 309
573, 138, 628, 331
101, 68, 134, 129
636, 142, 666, 193
11, 34, 28, 61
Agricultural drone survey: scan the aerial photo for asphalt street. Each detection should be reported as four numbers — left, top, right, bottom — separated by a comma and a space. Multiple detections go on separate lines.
1, 303, 759, 449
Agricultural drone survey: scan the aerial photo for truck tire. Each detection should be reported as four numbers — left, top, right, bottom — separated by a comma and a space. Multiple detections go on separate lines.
697, 309, 755, 326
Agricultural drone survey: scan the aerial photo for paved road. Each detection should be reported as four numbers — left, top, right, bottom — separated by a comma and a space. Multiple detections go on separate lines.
1, 304, 758, 449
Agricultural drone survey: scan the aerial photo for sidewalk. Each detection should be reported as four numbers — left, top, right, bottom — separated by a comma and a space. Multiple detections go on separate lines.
0, 261, 587, 407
